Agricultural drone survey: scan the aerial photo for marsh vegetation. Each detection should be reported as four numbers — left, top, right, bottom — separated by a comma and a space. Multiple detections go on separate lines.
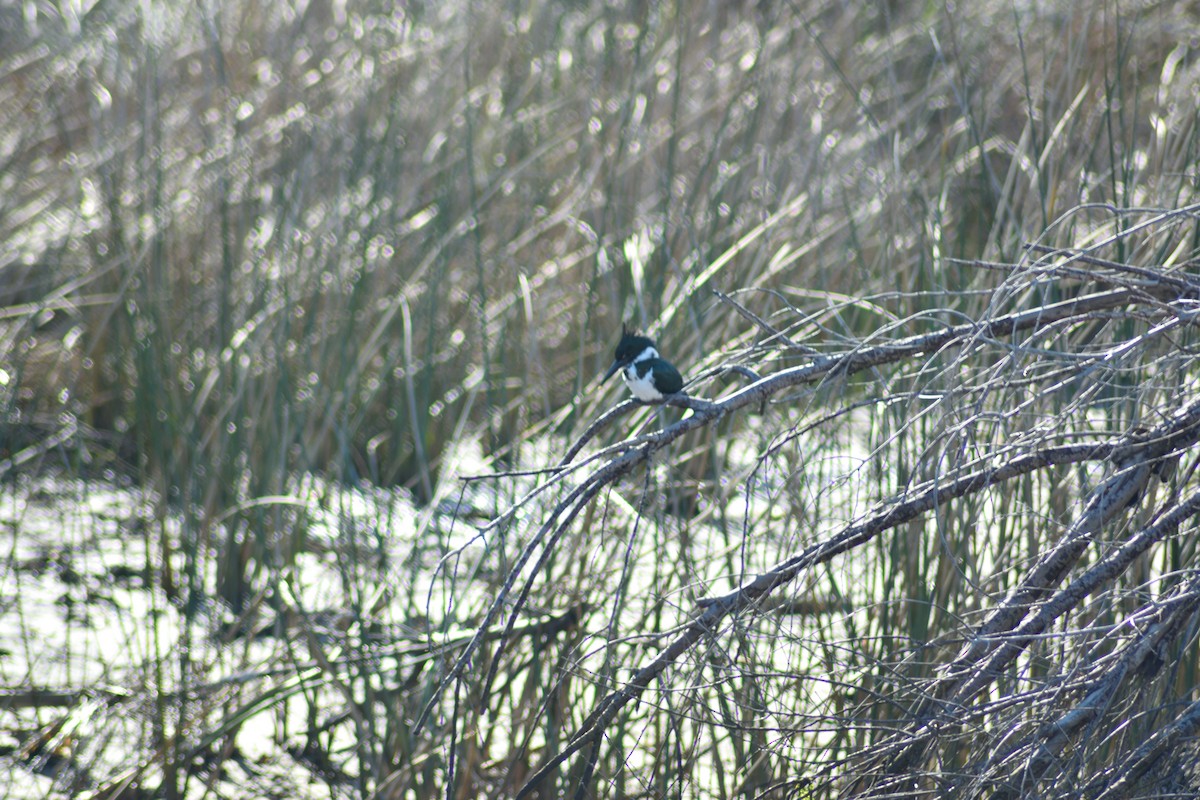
4, 1, 1200, 798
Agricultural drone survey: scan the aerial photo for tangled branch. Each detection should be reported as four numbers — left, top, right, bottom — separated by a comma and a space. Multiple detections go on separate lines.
421, 213, 1200, 798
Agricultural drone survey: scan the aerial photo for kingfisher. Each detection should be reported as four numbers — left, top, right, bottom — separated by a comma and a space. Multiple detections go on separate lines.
602, 327, 684, 401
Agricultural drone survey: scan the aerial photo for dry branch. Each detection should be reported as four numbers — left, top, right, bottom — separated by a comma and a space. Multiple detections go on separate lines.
502, 269, 1200, 797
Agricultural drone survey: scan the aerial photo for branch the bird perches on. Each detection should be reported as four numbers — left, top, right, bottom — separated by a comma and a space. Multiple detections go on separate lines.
423, 242, 1200, 798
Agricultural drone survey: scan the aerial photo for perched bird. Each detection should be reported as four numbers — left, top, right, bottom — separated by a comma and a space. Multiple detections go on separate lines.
602, 327, 684, 401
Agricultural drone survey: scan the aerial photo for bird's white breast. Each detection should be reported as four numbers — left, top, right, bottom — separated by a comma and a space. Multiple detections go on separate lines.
623, 363, 663, 400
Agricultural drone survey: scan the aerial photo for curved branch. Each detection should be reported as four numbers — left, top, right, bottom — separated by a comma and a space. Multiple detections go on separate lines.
476, 281, 1200, 795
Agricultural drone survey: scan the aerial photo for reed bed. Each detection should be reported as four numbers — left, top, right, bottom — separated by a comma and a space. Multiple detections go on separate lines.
3, 1, 1200, 798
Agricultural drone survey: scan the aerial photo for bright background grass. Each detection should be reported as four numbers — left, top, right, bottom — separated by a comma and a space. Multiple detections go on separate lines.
6, 1, 1194, 499
3, 1, 1200, 798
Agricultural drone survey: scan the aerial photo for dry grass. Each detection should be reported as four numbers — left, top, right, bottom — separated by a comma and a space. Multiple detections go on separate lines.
3, 1, 1200, 798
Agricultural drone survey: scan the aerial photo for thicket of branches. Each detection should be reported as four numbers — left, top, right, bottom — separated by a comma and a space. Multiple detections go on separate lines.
413, 208, 1200, 799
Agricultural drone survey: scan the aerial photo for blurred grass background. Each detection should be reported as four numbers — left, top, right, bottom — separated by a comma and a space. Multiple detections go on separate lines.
7, 0, 1191, 502
4, 0, 1200, 797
